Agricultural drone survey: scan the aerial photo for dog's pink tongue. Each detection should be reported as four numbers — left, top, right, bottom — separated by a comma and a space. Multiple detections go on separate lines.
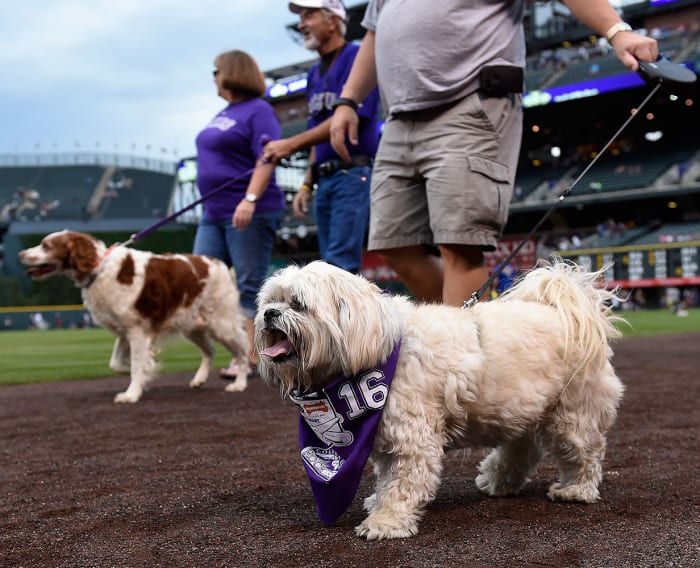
260, 339, 292, 358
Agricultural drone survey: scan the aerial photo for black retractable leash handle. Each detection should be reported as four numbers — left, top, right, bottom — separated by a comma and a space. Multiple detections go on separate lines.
637, 55, 697, 84
463, 55, 697, 309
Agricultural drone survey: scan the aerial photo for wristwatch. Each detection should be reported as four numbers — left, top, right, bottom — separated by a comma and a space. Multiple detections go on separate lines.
245, 193, 258, 203
605, 22, 632, 42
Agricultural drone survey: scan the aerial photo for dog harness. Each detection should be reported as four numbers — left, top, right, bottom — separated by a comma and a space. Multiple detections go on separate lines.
290, 340, 402, 525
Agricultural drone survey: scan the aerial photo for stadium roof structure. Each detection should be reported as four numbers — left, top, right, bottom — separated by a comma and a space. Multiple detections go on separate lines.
0, 151, 176, 175
265, 58, 317, 83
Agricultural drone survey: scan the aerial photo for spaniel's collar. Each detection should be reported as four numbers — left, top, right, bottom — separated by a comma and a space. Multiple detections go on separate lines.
82, 244, 118, 289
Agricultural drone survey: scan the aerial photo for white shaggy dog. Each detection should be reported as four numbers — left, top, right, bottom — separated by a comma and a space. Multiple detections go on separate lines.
255, 259, 625, 540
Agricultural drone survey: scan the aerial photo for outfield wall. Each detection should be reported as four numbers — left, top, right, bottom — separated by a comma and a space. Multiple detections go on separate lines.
563, 242, 700, 288
0, 305, 91, 331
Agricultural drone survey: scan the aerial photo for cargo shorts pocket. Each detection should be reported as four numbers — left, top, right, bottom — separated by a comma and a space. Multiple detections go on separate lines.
467, 155, 511, 231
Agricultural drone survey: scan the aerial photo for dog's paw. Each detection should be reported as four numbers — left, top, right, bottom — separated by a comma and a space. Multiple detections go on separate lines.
355, 514, 418, 540
114, 391, 140, 404
548, 482, 599, 503
363, 493, 377, 512
475, 472, 494, 495
109, 362, 130, 373
224, 380, 247, 393
189, 377, 205, 389
475, 468, 528, 497
476, 472, 523, 496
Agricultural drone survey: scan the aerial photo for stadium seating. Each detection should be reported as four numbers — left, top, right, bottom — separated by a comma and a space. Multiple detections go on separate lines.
0, 165, 104, 220
513, 165, 570, 202
98, 169, 174, 219
0, 167, 37, 193
566, 147, 696, 196
630, 221, 700, 246
681, 36, 700, 61
525, 68, 555, 92
522, 30, 699, 94
546, 56, 628, 89
576, 225, 652, 249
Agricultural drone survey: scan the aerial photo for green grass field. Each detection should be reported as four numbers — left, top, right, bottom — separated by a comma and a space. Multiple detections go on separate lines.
0, 328, 233, 386
0, 309, 697, 387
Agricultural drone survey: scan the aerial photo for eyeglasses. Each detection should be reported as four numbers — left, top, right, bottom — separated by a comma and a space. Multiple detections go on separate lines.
212, 69, 220, 77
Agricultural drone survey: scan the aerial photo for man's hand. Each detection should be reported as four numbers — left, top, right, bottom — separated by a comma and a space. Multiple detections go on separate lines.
611, 32, 658, 72
292, 188, 312, 220
263, 139, 297, 164
329, 105, 359, 163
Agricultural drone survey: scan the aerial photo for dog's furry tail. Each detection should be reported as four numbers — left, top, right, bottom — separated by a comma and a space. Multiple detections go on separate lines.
499, 256, 625, 376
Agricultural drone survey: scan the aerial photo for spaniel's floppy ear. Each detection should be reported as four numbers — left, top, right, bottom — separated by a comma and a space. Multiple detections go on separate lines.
66, 233, 100, 275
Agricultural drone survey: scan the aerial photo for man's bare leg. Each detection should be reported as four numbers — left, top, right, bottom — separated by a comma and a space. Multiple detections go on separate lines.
378, 246, 443, 303
438, 244, 488, 307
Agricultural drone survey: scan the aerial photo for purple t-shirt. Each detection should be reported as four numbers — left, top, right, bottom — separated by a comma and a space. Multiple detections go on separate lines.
306, 43, 380, 164
196, 98, 285, 220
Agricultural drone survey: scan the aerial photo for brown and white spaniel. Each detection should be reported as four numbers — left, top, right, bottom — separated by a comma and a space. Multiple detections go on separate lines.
19, 230, 250, 403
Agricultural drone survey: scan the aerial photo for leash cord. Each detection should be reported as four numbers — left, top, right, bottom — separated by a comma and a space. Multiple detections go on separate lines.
463, 81, 662, 309
121, 165, 260, 248
120, 134, 283, 248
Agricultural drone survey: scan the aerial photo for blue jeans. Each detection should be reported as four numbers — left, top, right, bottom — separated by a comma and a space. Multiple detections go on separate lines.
314, 165, 371, 273
193, 210, 282, 318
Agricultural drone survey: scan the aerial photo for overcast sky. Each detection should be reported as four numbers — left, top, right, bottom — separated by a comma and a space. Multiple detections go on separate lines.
0, 1, 332, 161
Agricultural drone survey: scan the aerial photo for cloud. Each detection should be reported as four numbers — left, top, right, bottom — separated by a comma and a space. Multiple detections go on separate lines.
0, 0, 316, 158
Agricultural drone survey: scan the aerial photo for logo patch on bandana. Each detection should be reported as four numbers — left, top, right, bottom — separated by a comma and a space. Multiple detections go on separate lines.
300, 446, 344, 482
290, 340, 401, 525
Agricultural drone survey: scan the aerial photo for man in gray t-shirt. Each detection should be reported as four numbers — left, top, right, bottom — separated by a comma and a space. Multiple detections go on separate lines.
363, 0, 526, 114
330, 0, 658, 307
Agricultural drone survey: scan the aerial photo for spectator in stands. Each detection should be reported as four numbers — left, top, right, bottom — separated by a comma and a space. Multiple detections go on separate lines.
329, 0, 658, 307
598, 36, 612, 55
262, 0, 380, 274
193, 49, 285, 378
30, 312, 48, 330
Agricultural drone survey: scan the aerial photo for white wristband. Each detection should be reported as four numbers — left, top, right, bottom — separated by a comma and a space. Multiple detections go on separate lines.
605, 22, 632, 42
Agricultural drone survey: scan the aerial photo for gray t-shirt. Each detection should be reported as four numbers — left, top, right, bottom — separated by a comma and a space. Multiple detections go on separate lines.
362, 0, 526, 115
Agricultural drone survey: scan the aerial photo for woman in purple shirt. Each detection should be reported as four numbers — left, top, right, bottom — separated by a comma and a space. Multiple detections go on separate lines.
193, 49, 285, 377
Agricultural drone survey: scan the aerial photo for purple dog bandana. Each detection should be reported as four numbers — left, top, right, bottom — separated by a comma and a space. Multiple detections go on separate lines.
290, 340, 402, 525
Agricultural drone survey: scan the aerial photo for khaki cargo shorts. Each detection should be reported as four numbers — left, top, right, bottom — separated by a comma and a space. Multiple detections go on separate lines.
368, 91, 523, 252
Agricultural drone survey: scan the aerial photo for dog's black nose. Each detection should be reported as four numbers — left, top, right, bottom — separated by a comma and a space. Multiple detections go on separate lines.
264, 308, 281, 323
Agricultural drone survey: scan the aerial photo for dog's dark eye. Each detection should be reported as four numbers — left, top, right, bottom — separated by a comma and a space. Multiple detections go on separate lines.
290, 296, 306, 312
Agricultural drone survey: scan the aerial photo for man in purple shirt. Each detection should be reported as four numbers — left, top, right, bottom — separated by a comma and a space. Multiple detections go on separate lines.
263, 0, 380, 274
